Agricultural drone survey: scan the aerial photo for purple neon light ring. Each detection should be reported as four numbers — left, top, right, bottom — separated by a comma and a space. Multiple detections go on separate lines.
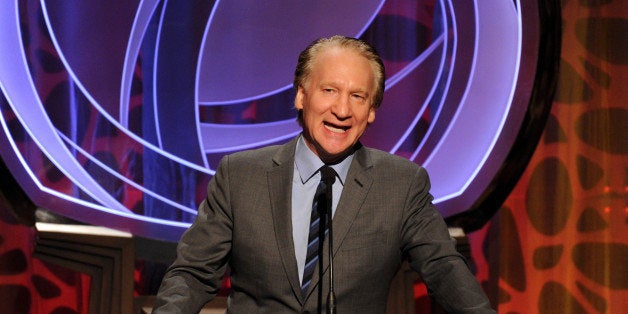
0, 0, 550, 241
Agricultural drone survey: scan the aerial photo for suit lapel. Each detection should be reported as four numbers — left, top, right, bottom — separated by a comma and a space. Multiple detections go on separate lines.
267, 138, 304, 302
331, 157, 373, 256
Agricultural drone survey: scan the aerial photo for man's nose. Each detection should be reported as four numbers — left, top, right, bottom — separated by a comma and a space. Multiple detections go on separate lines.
332, 95, 351, 118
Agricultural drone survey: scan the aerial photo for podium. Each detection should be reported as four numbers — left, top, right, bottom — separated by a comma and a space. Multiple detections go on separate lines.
34, 223, 468, 313
34, 223, 135, 314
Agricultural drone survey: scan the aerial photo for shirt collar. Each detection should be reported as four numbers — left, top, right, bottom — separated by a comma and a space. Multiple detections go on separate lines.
295, 135, 353, 185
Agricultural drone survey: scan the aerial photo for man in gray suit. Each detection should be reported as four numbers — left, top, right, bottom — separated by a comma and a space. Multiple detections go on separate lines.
153, 35, 495, 313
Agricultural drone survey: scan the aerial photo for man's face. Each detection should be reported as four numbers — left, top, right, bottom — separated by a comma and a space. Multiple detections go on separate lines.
296, 47, 376, 163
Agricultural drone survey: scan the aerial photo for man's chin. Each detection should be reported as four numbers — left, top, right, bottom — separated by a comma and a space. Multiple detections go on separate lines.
318, 146, 354, 164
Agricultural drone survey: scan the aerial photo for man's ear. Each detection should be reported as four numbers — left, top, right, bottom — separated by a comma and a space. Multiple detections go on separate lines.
295, 86, 304, 110
367, 107, 376, 124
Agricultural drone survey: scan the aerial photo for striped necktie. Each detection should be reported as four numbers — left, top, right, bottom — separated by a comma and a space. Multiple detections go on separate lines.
301, 166, 336, 297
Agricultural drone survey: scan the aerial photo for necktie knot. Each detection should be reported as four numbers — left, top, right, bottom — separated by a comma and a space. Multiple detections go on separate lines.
319, 165, 336, 186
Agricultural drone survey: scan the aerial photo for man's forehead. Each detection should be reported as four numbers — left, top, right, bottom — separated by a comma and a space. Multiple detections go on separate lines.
315, 45, 362, 61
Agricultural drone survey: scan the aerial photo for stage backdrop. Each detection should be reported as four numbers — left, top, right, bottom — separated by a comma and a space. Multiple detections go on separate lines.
1, 0, 547, 241
2, 0, 625, 314
467, 1, 628, 313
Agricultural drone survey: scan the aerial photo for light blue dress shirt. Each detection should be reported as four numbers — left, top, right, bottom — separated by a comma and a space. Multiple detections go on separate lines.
292, 135, 353, 284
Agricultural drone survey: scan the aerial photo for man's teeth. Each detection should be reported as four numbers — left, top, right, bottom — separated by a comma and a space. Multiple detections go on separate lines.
325, 124, 346, 133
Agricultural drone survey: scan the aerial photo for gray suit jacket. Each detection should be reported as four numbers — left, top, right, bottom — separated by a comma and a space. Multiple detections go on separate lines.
153, 137, 494, 313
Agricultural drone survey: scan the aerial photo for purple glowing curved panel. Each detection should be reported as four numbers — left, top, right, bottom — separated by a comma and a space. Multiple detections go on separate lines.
198, 0, 384, 104
0, 0, 535, 241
